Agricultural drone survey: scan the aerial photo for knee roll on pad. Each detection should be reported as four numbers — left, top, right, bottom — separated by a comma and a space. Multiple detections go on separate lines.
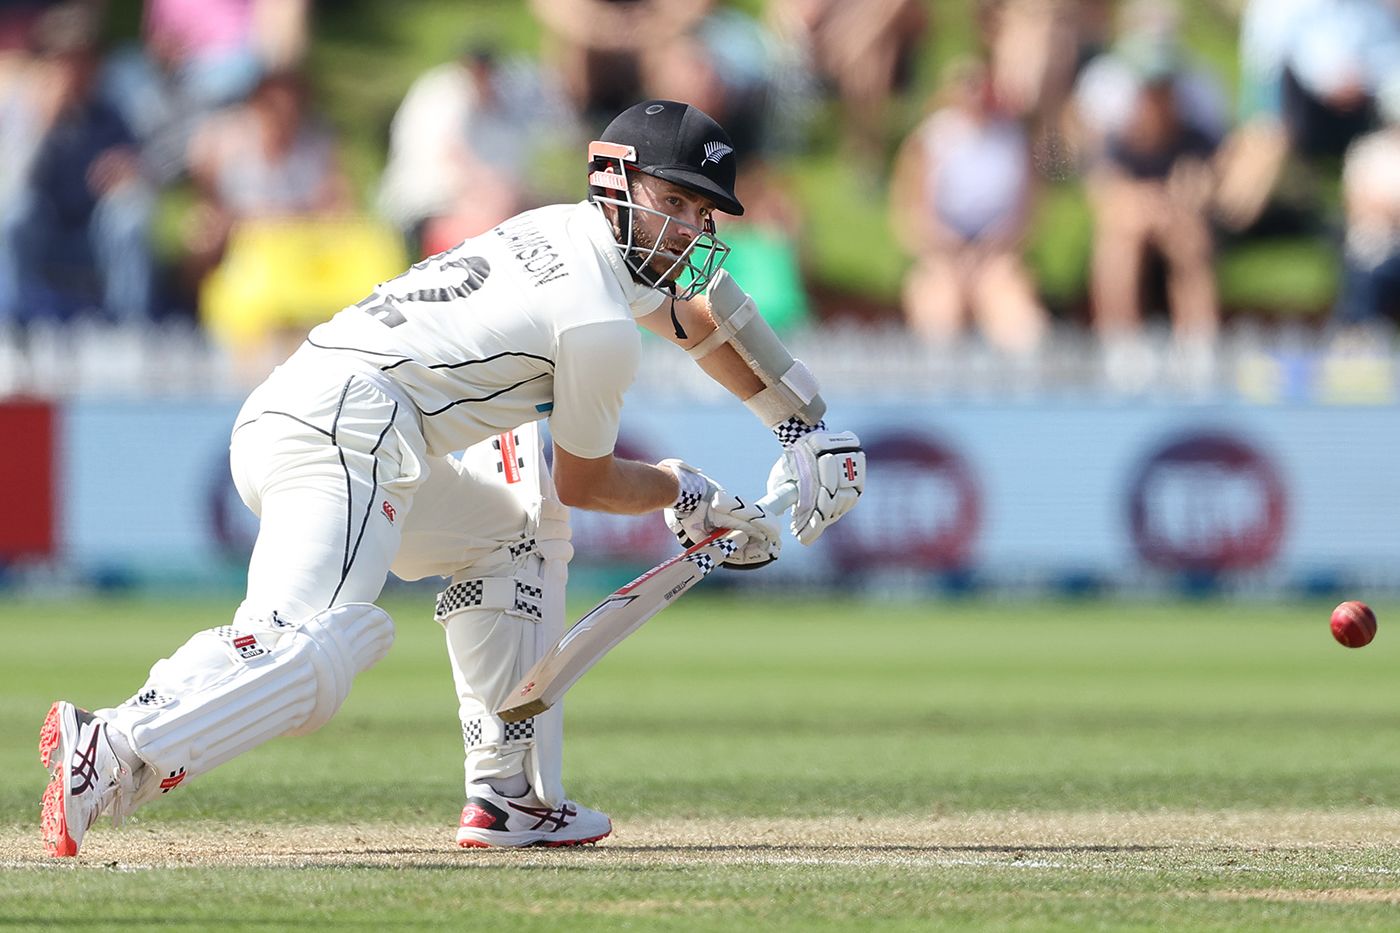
286, 604, 397, 735
112, 603, 394, 781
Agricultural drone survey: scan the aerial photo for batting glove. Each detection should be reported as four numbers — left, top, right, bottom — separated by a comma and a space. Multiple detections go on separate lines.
767, 426, 865, 545
660, 459, 781, 569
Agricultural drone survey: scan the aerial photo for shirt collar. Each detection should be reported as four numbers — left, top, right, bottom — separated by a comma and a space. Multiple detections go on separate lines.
574, 200, 666, 319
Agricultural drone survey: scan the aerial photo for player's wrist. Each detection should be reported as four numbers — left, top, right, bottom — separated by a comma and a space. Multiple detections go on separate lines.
772, 416, 826, 449
658, 459, 709, 515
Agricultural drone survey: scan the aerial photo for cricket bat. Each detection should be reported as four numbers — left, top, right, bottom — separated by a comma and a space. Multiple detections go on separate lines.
496, 482, 798, 722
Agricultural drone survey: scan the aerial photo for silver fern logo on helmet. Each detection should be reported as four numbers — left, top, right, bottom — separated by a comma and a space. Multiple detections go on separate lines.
701, 141, 733, 166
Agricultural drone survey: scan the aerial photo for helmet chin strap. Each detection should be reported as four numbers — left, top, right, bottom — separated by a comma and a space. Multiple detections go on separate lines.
668, 297, 687, 339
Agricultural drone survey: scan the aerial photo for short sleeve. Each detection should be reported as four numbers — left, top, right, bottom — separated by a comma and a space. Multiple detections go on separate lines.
548, 320, 640, 459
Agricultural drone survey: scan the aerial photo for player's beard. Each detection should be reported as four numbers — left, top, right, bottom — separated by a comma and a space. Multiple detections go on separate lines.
615, 210, 690, 289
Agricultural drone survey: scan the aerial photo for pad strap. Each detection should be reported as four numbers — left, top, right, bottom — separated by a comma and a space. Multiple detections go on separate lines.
698, 270, 827, 428
435, 573, 545, 623
686, 298, 758, 360
463, 714, 536, 753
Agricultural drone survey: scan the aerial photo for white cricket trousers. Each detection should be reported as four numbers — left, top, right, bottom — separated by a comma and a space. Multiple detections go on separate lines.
232, 355, 543, 602
228, 355, 566, 801
230, 359, 429, 616
101, 354, 568, 814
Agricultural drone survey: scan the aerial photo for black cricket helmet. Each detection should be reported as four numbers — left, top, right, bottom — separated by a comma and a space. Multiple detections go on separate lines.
587, 100, 744, 299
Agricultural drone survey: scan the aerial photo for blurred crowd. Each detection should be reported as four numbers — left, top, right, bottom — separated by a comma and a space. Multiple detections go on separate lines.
1, 0, 1399, 387
891, 0, 1400, 367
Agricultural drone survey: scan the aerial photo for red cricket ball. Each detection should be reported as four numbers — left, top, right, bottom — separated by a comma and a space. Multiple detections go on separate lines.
1330, 600, 1377, 649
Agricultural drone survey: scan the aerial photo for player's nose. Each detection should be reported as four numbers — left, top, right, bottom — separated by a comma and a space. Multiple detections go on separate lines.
671, 214, 700, 245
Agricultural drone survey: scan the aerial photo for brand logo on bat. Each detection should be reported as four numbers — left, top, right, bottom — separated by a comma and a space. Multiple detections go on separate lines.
518, 681, 535, 696
663, 577, 696, 601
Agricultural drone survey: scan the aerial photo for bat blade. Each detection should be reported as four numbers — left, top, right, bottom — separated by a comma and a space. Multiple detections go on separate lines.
496, 482, 797, 723
496, 538, 721, 722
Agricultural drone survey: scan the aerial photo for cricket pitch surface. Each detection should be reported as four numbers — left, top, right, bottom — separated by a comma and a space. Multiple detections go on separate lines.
4, 811, 1399, 876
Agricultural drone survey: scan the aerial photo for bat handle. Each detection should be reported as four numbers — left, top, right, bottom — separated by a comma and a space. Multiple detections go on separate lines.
700, 482, 798, 553
755, 480, 798, 515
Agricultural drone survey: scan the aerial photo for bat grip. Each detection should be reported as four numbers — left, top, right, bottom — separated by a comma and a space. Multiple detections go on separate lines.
700, 481, 799, 553
755, 480, 798, 515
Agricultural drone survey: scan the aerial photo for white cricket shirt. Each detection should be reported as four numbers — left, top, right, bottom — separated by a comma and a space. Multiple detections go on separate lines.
289, 201, 665, 459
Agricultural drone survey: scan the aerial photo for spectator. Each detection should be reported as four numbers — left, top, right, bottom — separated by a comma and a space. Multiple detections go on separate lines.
184, 69, 350, 282
0, 0, 93, 53
641, 13, 812, 332
0, 16, 47, 321
186, 69, 397, 385
146, 0, 307, 104
1074, 15, 1226, 343
769, 0, 928, 170
979, 0, 1115, 173
97, 0, 311, 183
1215, 0, 1400, 232
643, 9, 774, 159
888, 59, 1047, 356
721, 160, 812, 335
0, 11, 155, 325
529, 0, 710, 124
1334, 79, 1400, 326
1071, 1, 1229, 158
377, 45, 576, 258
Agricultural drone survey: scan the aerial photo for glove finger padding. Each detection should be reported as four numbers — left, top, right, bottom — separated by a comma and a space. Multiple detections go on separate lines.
661, 459, 781, 569
667, 521, 781, 569
768, 430, 865, 545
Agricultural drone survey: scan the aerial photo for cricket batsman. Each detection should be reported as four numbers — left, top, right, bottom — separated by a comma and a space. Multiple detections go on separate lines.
39, 100, 865, 854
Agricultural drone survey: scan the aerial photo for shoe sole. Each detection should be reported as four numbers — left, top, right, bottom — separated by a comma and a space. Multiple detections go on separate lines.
457, 825, 612, 849
38, 702, 79, 857
38, 702, 62, 773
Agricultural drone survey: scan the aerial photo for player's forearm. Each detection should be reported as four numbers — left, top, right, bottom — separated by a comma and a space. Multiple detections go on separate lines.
592, 459, 680, 514
646, 283, 808, 411
693, 343, 764, 402
554, 450, 678, 515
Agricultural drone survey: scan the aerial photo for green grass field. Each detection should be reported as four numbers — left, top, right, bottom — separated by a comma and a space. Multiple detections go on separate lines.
2, 593, 1398, 930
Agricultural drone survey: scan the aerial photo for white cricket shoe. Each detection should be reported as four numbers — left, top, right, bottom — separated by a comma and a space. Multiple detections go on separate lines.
456, 782, 612, 848
39, 701, 141, 857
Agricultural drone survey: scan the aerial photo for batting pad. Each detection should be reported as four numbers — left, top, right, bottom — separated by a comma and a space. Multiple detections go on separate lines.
441, 563, 552, 792
101, 603, 394, 786
526, 533, 568, 808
